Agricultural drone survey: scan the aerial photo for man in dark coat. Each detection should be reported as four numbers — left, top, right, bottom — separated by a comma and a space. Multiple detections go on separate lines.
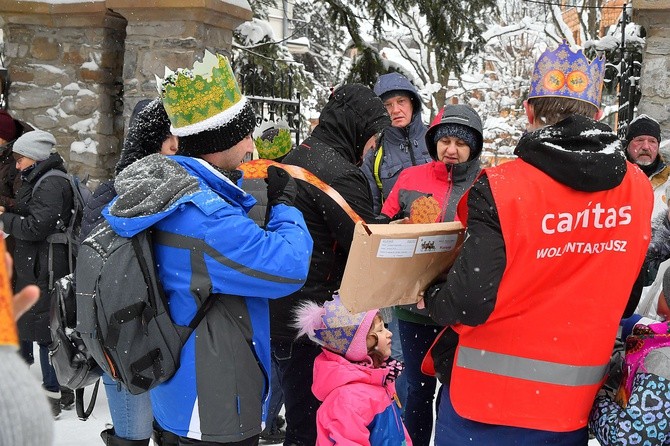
270, 83, 390, 445
0, 129, 74, 418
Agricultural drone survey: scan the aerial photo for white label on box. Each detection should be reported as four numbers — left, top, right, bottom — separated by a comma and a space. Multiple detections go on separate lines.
376, 238, 418, 258
415, 234, 458, 254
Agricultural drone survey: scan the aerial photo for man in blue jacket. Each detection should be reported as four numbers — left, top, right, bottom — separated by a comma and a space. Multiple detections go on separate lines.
361, 72, 432, 215
103, 52, 313, 446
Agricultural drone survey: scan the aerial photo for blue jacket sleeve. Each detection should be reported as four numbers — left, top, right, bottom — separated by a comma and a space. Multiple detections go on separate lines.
199, 202, 313, 299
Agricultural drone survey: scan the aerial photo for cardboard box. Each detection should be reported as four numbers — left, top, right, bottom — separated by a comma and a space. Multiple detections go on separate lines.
339, 221, 465, 313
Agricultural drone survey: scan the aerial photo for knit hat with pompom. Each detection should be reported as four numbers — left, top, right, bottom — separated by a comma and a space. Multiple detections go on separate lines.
293, 294, 378, 362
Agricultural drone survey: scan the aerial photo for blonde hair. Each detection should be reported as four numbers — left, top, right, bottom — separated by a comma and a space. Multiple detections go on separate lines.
366, 313, 386, 368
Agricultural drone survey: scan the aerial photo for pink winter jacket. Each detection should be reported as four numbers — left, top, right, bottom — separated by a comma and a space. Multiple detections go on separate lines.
312, 349, 412, 446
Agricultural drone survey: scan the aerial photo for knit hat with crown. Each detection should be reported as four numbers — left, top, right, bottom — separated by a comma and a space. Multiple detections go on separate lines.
157, 51, 256, 157
294, 294, 379, 362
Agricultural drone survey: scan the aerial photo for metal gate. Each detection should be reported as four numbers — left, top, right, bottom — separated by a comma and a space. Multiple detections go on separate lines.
237, 66, 301, 148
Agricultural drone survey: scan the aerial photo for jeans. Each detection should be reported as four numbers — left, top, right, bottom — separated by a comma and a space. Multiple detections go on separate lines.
34, 342, 59, 392
265, 358, 284, 431
387, 317, 407, 412
398, 320, 439, 446
272, 340, 321, 446
435, 386, 589, 445
103, 373, 153, 440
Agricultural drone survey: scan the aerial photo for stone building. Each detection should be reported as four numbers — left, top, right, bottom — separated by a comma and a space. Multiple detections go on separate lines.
633, 0, 670, 143
0, 0, 252, 184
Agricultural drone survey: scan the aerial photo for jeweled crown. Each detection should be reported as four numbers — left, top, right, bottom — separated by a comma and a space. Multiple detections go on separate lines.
528, 41, 605, 108
156, 51, 246, 137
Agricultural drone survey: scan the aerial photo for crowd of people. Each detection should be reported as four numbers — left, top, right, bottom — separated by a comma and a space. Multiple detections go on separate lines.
0, 40, 668, 446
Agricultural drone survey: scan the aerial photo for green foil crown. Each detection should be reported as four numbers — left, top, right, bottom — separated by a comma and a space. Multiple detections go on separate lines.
158, 51, 244, 136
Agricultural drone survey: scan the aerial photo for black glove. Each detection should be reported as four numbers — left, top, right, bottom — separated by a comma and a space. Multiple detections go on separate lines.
266, 165, 297, 207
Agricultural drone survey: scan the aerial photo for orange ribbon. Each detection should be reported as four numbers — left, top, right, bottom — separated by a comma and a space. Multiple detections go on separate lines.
239, 159, 364, 224
0, 237, 18, 346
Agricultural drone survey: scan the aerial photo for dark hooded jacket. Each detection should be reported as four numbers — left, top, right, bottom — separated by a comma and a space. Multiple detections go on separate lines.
361, 73, 431, 215
424, 115, 639, 383
270, 84, 390, 341
0, 153, 73, 343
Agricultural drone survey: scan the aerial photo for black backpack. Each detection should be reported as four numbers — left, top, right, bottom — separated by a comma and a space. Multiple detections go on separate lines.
75, 221, 214, 395
48, 274, 103, 420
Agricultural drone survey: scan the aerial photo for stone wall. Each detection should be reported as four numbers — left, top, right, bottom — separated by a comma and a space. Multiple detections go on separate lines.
633, 0, 670, 142
0, 0, 252, 183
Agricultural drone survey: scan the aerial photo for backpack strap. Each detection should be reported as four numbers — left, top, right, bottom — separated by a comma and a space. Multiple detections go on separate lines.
32, 169, 70, 199
75, 379, 100, 421
33, 169, 77, 276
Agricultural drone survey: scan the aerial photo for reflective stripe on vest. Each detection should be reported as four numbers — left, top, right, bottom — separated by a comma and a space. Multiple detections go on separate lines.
457, 346, 608, 387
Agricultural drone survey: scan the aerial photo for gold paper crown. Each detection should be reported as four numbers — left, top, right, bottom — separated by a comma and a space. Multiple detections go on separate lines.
156, 51, 247, 137
528, 41, 605, 108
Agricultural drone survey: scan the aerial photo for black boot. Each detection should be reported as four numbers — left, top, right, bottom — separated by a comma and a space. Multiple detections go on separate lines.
100, 428, 150, 446
152, 421, 180, 446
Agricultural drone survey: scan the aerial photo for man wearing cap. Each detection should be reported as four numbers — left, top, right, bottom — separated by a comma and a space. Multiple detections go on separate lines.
362, 72, 432, 216
624, 114, 666, 217
102, 52, 312, 445
422, 42, 652, 444
0, 129, 74, 419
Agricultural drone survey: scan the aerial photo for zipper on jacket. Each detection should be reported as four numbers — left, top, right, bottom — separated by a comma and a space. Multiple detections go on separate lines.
441, 165, 454, 222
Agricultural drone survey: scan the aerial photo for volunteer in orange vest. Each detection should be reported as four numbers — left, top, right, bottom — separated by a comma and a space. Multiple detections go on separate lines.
420, 41, 653, 445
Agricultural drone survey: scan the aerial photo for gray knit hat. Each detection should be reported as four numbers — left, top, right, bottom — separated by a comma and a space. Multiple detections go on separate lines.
12, 129, 56, 161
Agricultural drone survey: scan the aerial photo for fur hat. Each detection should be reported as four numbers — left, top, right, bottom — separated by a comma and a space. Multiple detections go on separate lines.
294, 295, 378, 362
12, 129, 55, 161
0, 111, 17, 143
157, 51, 256, 157
115, 98, 173, 175
626, 115, 661, 147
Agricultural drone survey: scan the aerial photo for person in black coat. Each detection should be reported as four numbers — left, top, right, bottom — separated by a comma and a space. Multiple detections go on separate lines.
79, 97, 177, 446
269, 83, 390, 446
0, 129, 74, 418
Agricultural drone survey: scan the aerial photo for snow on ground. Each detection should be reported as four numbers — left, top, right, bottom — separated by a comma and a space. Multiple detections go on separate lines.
29, 349, 601, 445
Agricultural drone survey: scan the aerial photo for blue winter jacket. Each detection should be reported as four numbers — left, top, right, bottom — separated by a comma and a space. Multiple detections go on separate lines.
361, 72, 431, 215
104, 154, 313, 443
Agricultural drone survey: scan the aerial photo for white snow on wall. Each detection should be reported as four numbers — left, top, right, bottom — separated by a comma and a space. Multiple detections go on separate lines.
70, 137, 98, 154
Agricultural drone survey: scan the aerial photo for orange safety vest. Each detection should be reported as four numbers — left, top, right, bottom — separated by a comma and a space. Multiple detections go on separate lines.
451, 159, 652, 432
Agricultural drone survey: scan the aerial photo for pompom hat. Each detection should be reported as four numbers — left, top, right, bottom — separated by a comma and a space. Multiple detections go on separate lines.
294, 294, 378, 362
157, 51, 256, 157
115, 98, 173, 175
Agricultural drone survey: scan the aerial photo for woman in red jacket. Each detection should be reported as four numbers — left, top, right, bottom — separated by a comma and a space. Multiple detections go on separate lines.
381, 104, 483, 446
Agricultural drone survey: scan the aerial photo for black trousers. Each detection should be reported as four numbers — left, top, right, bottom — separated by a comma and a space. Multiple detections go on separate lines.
272, 339, 322, 446
178, 436, 258, 446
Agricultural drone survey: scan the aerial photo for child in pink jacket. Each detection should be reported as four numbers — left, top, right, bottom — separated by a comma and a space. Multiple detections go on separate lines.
294, 294, 412, 446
